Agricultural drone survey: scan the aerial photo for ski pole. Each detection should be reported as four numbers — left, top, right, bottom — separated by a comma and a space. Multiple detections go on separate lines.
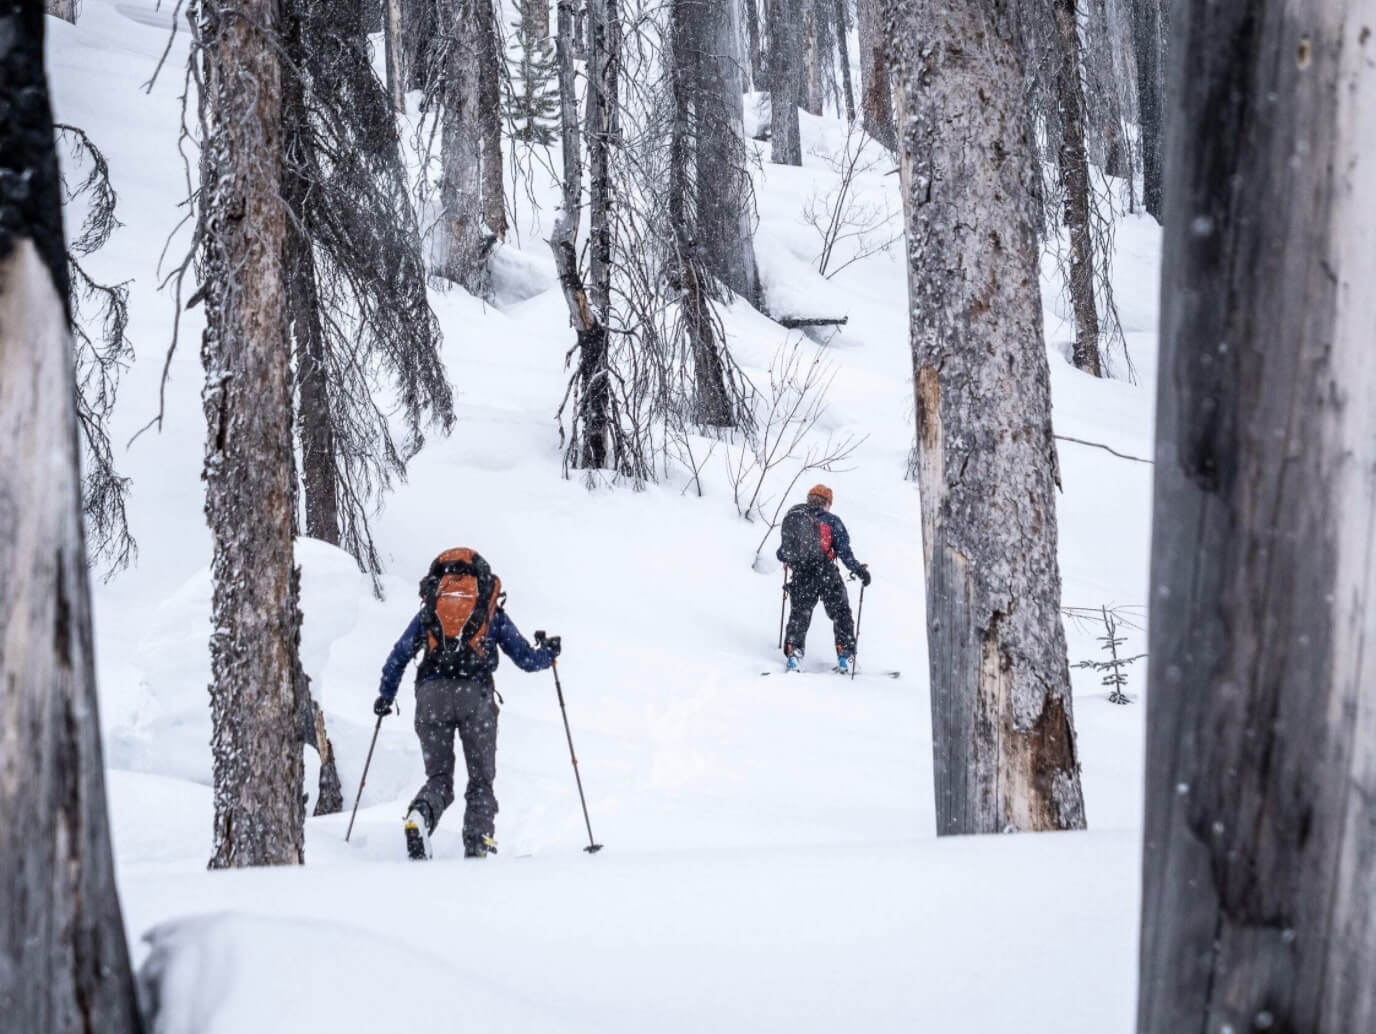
851, 579, 866, 681
778, 565, 790, 650
345, 712, 385, 843
537, 634, 602, 853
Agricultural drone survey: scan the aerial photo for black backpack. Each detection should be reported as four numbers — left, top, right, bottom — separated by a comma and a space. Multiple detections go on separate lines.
779, 503, 830, 566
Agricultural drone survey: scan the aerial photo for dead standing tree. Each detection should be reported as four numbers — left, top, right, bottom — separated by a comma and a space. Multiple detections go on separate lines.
886, 0, 1087, 835
856, 0, 895, 149
0, 5, 144, 1028
767, 0, 803, 164
1140, 3, 1376, 1030
194, 0, 306, 867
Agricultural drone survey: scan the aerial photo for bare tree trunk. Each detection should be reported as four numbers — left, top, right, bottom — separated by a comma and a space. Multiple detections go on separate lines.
886, 0, 1086, 836
802, 0, 823, 114
585, 0, 618, 318
1084, 0, 1128, 176
678, 0, 761, 305
743, 0, 765, 90
0, 8, 144, 1030
550, 0, 611, 470
44, 0, 77, 22
768, 0, 802, 164
1140, 4, 1376, 1031
479, 0, 507, 242
856, 0, 895, 149
197, 0, 306, 868
1055, 0, 1101, 376
528, 0, 549, 36
833, 0, 855, 121
1131, 0, 1162, 219
404, 0, 439, 90
438, 0, 486, 292
384, 0, 406, 111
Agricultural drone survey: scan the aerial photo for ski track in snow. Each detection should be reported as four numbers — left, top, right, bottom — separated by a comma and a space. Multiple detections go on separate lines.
54, 3, 1157, 1031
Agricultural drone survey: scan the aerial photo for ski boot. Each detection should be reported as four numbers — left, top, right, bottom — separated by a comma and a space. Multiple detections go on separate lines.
403, 804, 433, 861
785, 646, 804, 673
835, 651, 854, 675
464, 834, 499, 859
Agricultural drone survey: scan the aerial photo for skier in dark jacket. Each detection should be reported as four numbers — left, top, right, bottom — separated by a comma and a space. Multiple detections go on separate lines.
776, 484, 870, 672
375, 593, 559, 861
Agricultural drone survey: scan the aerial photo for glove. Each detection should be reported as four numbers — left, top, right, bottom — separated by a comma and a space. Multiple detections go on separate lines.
858, 565, 872, 587
543, 635, 562, 660
373, 695, 394, 717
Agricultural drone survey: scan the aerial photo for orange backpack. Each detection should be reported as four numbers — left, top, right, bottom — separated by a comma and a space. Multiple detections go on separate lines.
419, 548, 503, 673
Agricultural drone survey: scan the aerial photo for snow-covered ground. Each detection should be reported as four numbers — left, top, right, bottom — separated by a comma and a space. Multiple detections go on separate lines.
51, 3, 1159, 1031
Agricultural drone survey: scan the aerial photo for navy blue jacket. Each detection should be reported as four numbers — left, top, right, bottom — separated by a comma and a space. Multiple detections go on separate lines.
777, 507, 864, 574
378, 609, 554, 702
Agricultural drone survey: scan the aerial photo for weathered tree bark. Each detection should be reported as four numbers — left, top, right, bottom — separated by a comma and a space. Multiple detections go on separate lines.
801, 0, 823, 115
479, 0, 507, 242
438, 0, 486, 292
1131, 0, 1162, 219
384, 0, 406, 111
1055, 0, 1101, 376
1140, 5, 1376, 1031
675, 0, 761, 305
833, 0, 854, 121
44, 0, 77, 22
886, 0, 1086, 835
743, 0, 765, 90
768, 0, 803, 164
585, 0, 618, 318
856, 0, 895, 149
197, 0, 306, 868
550, 0, 611, 469
1084, 0, 1128, 176
0, 8, 144, 1030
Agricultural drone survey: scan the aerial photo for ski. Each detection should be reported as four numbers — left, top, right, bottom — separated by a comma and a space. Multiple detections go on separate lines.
759, 668, 901, 679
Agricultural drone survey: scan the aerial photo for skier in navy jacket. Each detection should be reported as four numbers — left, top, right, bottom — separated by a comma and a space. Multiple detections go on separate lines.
375, 598, 558, 860
776, 484, 870, 672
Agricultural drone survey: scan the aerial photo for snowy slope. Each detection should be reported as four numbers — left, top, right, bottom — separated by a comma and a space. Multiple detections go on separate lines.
50, 4, 1157, 1031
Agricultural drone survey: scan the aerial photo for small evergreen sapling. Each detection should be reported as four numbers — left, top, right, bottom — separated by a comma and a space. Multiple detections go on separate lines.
506, 0, 559, 146
1073, 605, 1145, 704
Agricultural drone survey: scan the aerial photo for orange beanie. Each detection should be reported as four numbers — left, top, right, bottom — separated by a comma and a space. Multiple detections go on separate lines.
807, 483, 833, 506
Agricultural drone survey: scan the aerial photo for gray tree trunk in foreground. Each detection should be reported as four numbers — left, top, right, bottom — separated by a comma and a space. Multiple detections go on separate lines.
857, 0, 894, 149
833, 0, 854, 121
1139, 4, 1376, 1031
0, 6, 143, 1029
197, 0, 306, 867
887, 0, 1086, 835
768, 0, 802, 164
480, 0, 507, 242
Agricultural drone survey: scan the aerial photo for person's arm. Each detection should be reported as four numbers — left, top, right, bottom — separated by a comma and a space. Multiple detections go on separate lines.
378, 613, 425, 702
491, 610, 557, 672
828, 514, 863, 574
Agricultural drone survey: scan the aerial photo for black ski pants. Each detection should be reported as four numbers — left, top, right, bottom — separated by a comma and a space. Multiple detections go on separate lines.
784, 561, 856, 656
410, 675, 499, 849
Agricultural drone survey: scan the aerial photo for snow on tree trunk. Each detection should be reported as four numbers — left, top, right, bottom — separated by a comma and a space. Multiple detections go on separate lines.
1055, 0, 1101, 377
768, 0, 802, 165
1131, 0, 1162, 219
479, 0, 507, 242
384, 0, 406, 111
833, 0, 854, 121
886, 0, 1087, 835
585, 0, 618, 319
0, 8, 143, 1028
1140, 5, 1376, 1030
856, 0, 894, 150
196, 0, 306, 868
438, 0, 486, 293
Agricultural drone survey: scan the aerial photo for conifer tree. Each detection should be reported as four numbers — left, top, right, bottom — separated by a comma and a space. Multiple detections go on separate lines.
506, 0, 560, 145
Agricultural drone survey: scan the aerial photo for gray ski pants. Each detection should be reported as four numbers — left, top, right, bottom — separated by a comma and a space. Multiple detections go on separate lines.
409, 675, 499, 848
